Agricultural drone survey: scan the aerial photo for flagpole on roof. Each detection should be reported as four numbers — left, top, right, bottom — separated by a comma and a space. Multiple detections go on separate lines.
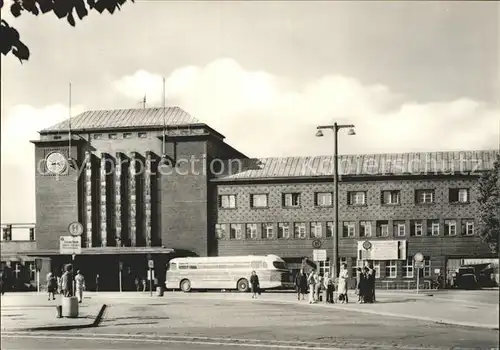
162, 77, 166, 157
68, 82, 72, 160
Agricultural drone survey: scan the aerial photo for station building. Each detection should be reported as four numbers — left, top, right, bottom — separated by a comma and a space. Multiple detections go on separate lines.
7, 107, 498, 291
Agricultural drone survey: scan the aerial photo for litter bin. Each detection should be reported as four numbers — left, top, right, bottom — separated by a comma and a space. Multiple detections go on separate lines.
61, 296, 79, 318
156, 286, 164, 297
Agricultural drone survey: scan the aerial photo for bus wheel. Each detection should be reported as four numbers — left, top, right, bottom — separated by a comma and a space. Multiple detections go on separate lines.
180, 279, 191, 292
237, 278, 249, 292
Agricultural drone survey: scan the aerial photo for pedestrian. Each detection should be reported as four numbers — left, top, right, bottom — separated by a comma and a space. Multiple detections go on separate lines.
74, 270, 86, 303
0, 271, 5, 296
57, 275, 62, 295
46, 272, 57, 301
294, 270, 308, 300
315, 273, 324, 302
95, 274, 100, 292
250, 270, 260, 298
323, 272, 334, 303
61, 265, 73, 297
307, 271, 316, 304
135, 277, 140, 292
355, 267, 363, 303
337, 264, 349, 304
142, 278, 146, 292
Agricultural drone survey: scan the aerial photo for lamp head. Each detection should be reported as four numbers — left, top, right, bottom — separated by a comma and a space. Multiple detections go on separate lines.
315, 130, 324, 137
348, 128, 356, 136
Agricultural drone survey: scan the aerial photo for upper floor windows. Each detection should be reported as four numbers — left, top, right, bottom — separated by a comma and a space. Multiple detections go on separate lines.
410, 220, 424, 237
294, 223, 307, 239
138, 132, 147, 138
381, 190, 400, 205
282, 193, 300, 208
347, 191, 366, 205
310, 222, 323, 238
123, 132, 133, 139
278, 222, 291, 239
108, 133, 117, 139
250, 194, 268, 208
315, 192, 332, 207
359, 221, 371, 238
461, 219, 475, 236
415, 189, 435, 204
449, 188, 470, 204
342, 221, 356, 238
444, 219, 457, 236
219, 194, 236, 209
376, 220, 389, 237
394, 220, 406, 237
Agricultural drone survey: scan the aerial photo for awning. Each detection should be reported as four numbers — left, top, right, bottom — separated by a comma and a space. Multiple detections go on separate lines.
23, 247, 175, 257
0, 255, 34, 262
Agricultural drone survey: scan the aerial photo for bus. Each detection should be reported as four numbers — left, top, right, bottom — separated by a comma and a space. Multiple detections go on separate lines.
165, 255, 292, 292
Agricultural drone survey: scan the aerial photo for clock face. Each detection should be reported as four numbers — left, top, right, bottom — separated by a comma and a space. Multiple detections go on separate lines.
46, 152, 67, 174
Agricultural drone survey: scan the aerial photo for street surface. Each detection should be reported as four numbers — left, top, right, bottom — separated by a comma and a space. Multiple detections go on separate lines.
1, 290, 499, 349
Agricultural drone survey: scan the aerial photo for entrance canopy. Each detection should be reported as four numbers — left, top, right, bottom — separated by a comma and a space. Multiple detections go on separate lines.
22, 246, 175, 257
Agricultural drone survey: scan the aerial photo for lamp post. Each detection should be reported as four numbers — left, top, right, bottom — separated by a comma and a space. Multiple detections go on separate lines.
315, 123, 355, 279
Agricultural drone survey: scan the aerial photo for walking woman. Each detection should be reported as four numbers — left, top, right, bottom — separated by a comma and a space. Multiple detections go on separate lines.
294, 270, 308, 300
250, 270, 260, 298
46, 272, 57, 301
337, 264, 349, 304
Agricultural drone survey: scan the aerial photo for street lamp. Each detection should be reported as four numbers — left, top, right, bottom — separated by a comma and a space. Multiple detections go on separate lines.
315, 122, 355, 279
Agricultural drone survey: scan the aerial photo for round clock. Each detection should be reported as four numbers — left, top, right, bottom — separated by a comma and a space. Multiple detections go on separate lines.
46, 152, 67, 174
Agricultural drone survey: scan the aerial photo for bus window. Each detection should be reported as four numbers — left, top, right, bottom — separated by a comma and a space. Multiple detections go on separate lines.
251, 261, 262, 269
167, 262, 177, 270
273, 261, 287, 270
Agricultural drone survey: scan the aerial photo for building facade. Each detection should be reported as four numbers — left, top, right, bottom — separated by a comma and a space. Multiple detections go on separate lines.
22, 106, 499, 291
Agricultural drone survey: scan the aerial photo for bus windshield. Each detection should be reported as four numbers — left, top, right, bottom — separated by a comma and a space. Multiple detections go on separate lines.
273, 261, 287, 270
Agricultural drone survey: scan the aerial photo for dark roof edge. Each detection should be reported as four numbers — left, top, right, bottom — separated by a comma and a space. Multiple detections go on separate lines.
39, 122, 213, 135
210, 172, 486, 184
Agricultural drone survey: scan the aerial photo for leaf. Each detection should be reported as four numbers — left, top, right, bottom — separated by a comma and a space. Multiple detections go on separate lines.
12, 41, 30, 62
11, 1, 23, 17
74, 0, 88, 19
38, 0, 54, 13
67, 12, 75, 26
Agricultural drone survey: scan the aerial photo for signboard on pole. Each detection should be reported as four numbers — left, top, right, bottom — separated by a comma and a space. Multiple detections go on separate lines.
313, 249, 327, 262
59, 236, 81, 255
148, 260, 154, 269
358, 240, 406, 260
68, 222, 83, 237
35, 258, 43, 271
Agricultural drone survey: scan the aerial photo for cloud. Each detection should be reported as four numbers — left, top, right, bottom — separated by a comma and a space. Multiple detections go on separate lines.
1, 104, 85, 222
113, 58, 499, 157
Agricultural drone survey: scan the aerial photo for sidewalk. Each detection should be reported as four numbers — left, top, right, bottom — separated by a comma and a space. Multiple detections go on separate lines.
1, 290, 498, 331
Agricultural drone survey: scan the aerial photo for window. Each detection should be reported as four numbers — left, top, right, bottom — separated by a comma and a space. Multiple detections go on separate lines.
123, 132, 133, 139
461, 219, 475, 236
393, 221, 406, 237
373, 261, 381, 278
315, 192, 332, 207
29, 228, 35, 241
342, 221, 356, 238
449, 188, 469, 203
359, 221, 371, 238
403, 257, 414, 278
415, 189, 434, 204
262, 223, 274, 239
444, 220, 457, 236
215, 224, 226, 239
382, 190, 400, 205
2, 226, 12, 241
427, 219, 440, 236
278, 223, 290, 239
229, 224, 242, 240
93, 133, 102, 139
108, 133, 117, 139
28, 262, 36, 281
294, 223, 306, 239
138, 132, 147, 138
339, 257, 348, 268
53, 135, 62, 140
423, 257, 431, 277
282, 193, 300, 208
246, 224, 258, 239
318, 259, 330, 277
385, 260, 397, 278
352, 258, 363, 276
219, 195, 236, 209
376, 221, 389, 237
410, 220, 423, 236
250, 194, 268, 208
326, 222, 333, 238
310, 222, 322, 238
348, 191, 366, 205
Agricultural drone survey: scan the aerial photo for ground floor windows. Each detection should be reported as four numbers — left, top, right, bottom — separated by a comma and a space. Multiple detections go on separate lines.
423, 256, 431, 277
385, 260, 397, 278
318, 259, 330, 277
403, 257, 414, 278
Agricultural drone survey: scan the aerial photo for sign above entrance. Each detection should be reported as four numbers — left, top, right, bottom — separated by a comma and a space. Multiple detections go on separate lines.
357, 240, 406, 260
68, 222, 83, 237
59, 236, 82, 255
313, 249, 327, 262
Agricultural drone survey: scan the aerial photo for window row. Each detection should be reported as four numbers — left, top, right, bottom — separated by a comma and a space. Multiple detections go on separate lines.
218, 188, 471, 209
215, 219, 475, 240
334, 257, 432, 279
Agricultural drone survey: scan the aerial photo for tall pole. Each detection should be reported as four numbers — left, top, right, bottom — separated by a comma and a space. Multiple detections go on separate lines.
162, 77, 166, 156
333, 123, 339, 279
68, 82, 72, 159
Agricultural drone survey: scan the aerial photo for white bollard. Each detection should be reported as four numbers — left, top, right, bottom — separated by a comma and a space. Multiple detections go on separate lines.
61, 296, 79, 318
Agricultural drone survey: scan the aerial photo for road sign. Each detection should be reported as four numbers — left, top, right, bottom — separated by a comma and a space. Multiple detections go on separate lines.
35, 258, 43, 271
414, 260, 425, 268
313, 249, 327, 262
148, 259, 154, 269
312, 239, 322, 249
59, 236, 81, 255
413, 252, 424, 263
68, 222, 83, 237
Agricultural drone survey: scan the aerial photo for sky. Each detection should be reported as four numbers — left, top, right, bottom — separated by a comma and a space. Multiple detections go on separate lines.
1, 1, 499, 223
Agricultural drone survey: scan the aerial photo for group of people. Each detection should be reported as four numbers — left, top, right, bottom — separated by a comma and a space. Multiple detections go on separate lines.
294, 262, 376, 304
46, 266, 86, 303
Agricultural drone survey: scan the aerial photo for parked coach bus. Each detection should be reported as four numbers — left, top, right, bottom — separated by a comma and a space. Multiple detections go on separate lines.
165, 255, 292, 292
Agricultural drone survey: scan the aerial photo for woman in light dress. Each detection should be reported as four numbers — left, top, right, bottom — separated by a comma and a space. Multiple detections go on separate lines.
337, 263, 349, 304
